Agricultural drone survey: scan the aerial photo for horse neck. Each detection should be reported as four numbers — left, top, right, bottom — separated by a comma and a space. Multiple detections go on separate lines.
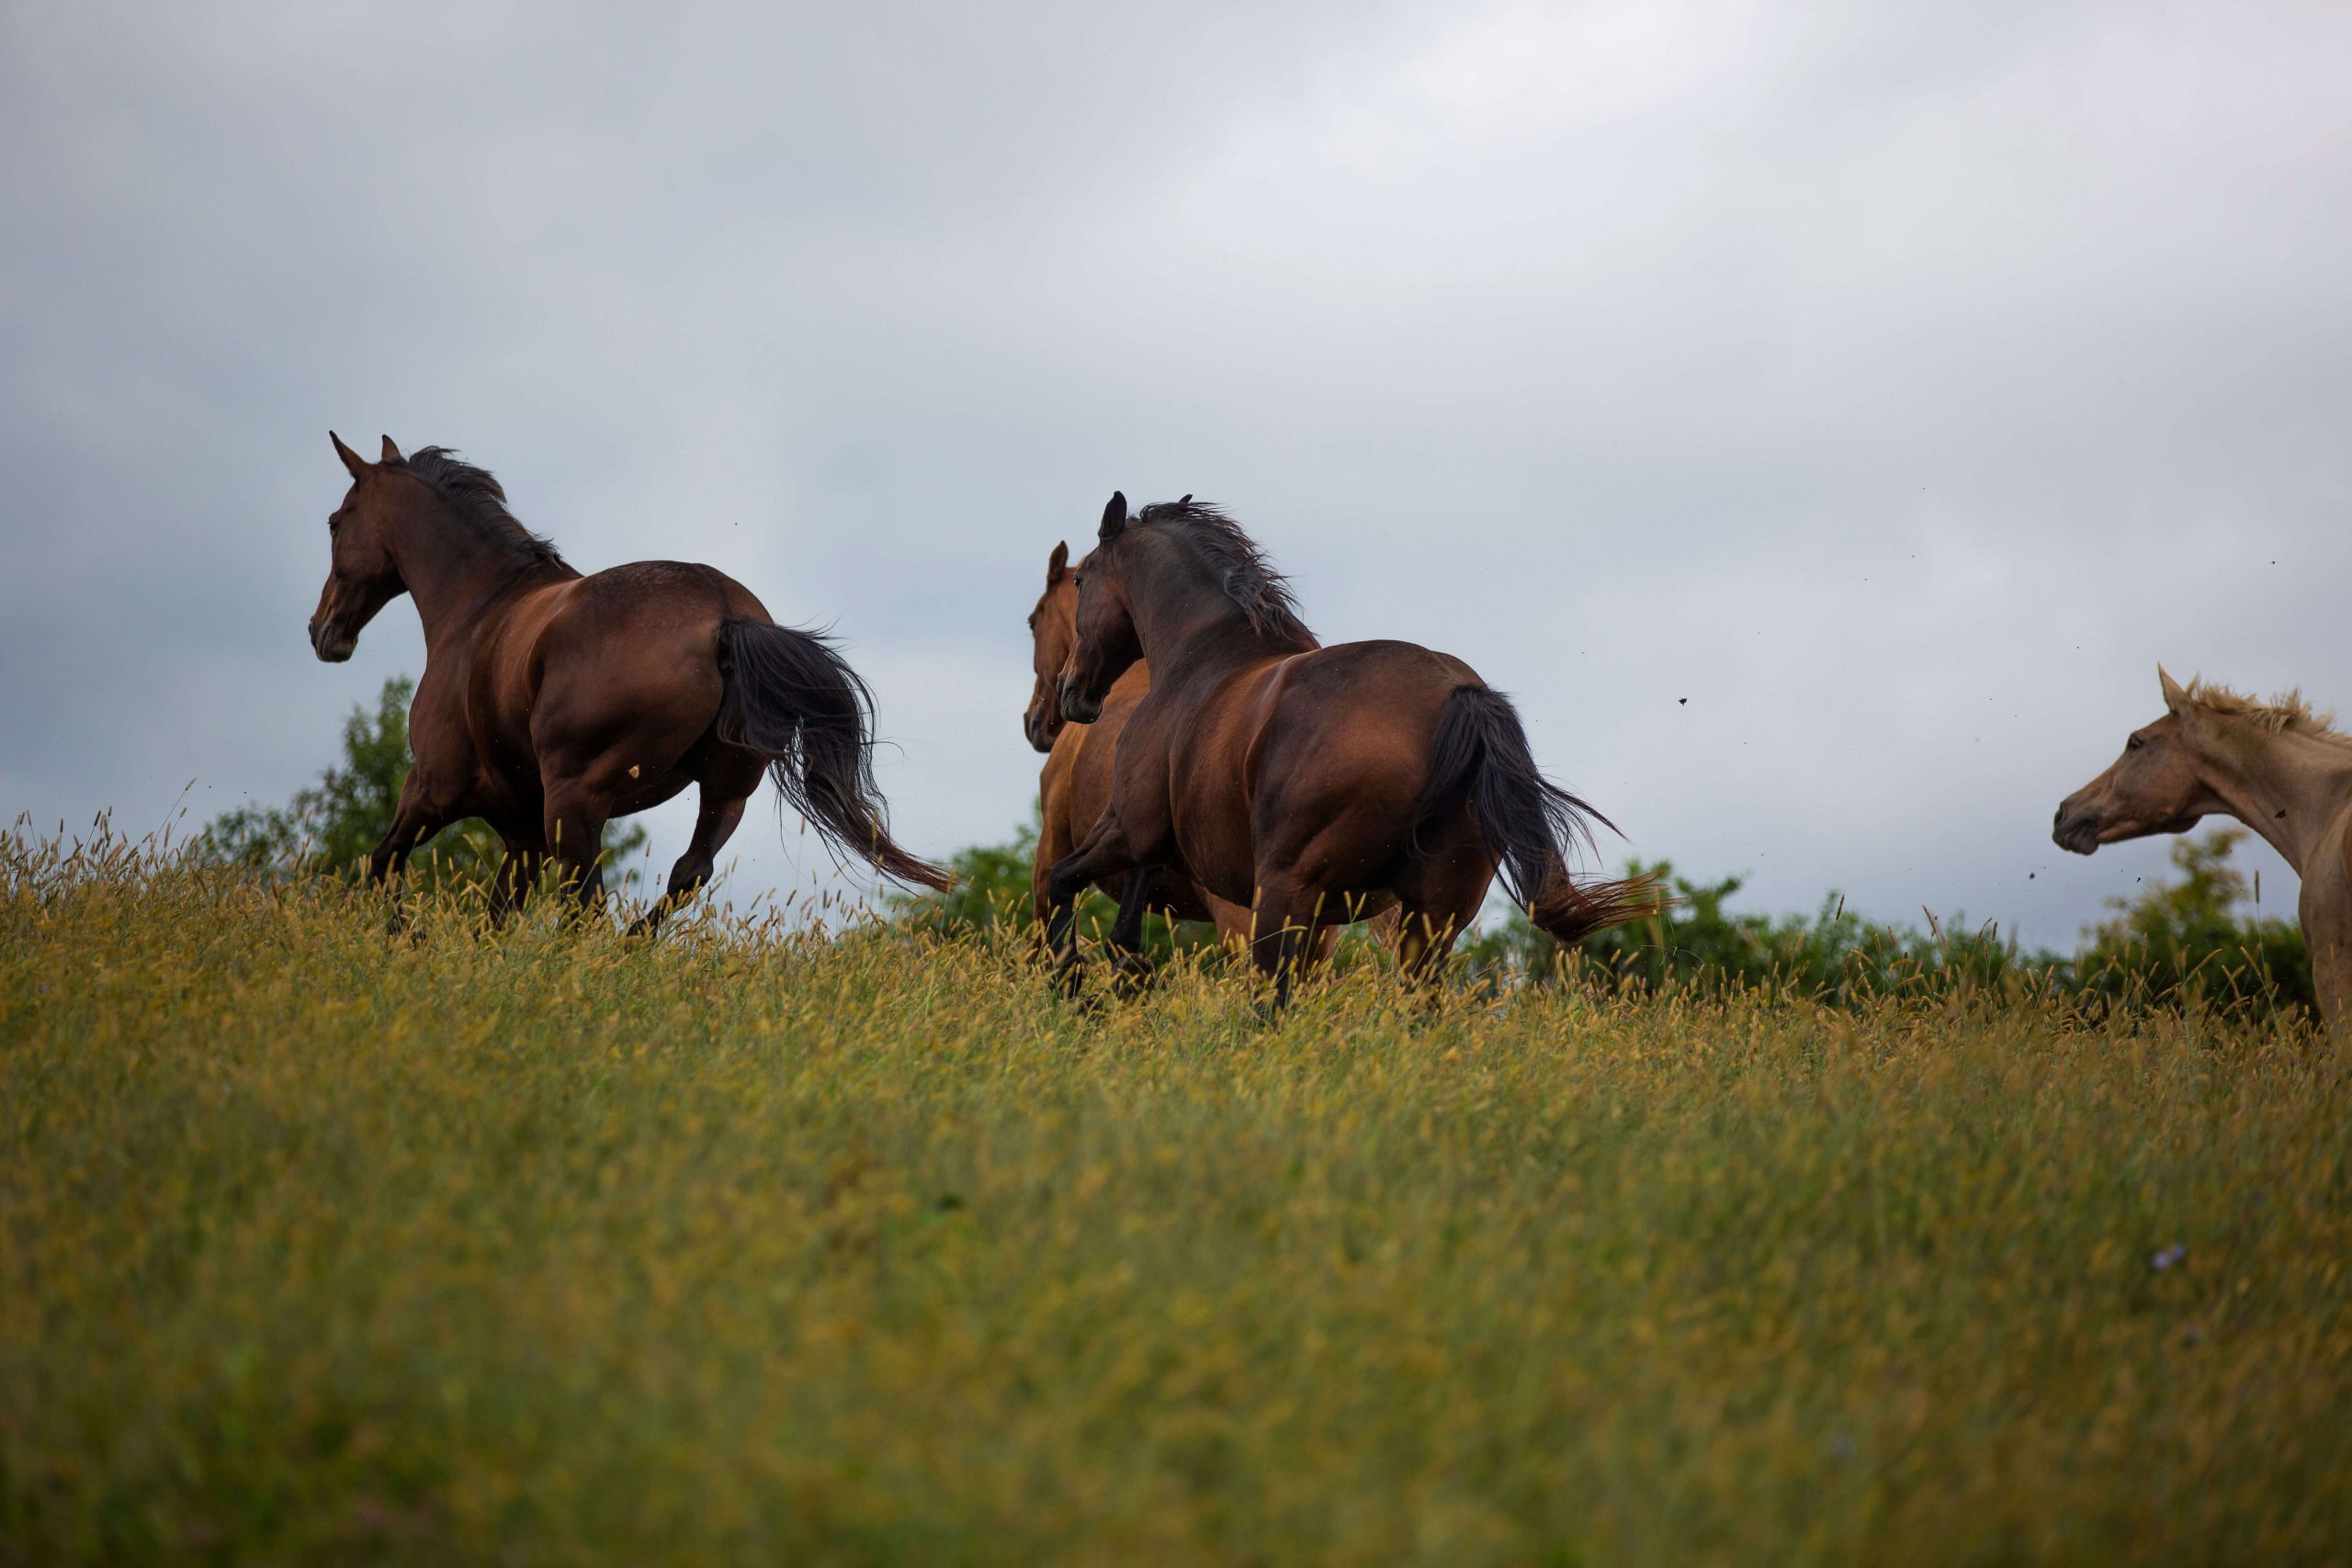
2191, 720, 2352, 874
385, 492, 553, 646
1126, 539, 1311, 677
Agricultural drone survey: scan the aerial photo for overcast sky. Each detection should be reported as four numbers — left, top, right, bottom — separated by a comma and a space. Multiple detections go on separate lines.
5, 1, 2348, 947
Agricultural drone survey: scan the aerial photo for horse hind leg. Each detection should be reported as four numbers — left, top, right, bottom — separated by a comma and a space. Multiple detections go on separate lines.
1392, 905, 1469, 987
1385, 836, 1493, 992
1247, 876, 1338, 1013
489, 835, 547, 926
630, 782, 751, 937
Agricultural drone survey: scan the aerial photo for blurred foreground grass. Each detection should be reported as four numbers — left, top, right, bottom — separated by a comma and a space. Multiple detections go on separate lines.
4, 829, 2350, 1564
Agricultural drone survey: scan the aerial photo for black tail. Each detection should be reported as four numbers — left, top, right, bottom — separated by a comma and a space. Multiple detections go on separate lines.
715, 618, 953, 891
1416, 684, 1659, 944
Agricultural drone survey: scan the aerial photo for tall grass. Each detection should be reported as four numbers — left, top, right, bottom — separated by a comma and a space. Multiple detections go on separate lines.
4, 822, 2349, 1564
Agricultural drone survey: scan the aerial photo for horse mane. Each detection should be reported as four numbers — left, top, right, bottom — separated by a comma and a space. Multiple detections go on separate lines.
387, 447, 567, 570
2180, 676, 2348, 745
1136, 498, 1314, 646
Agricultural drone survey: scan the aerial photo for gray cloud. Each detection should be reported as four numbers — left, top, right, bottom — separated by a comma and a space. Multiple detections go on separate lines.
5, 0, 2347, 945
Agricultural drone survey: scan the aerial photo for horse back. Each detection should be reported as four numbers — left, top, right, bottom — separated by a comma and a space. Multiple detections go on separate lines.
463, 561, 768, 784
1242, 640, 1478, 795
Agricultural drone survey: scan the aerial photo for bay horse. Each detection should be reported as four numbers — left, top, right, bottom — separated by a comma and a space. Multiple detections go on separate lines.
1046, 493, 1657, 1002
308, 433, 949, 918
1023, 538, 1393, 970
1024, 538, 1254, 957
2053, 667, 2352, 1036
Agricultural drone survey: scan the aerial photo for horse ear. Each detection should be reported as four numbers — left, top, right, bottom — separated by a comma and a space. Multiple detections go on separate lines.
1098, 491, 1127, 542
1047, 540, 1069, 581
330, 431, 368, 481
2159, 666, 2188, 712
379, 434, 403, 463
1177, 493, 1192, 506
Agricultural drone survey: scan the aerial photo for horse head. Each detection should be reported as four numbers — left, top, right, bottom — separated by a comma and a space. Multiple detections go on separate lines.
1023, 540, 1077, 751
309, 432, 412, 662
1058, 491, 1144, 727
2052, 668, 2225, 852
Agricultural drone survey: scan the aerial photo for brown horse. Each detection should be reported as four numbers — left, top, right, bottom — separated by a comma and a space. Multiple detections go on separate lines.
1026, 539, 1397, 972
309, 433, 949, 917
2054, 667, 2352, 1036
1046, 493, 1657, 1001
1024, 539, 1253, 954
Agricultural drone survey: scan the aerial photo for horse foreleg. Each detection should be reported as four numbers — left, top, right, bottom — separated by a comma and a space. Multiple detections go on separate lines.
1105, 867, 1158, 990
1045, 818, 1140, 1000
368, 773, 452, 894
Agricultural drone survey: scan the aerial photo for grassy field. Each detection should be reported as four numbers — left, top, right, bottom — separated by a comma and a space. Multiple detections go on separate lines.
5, 831, 2350, 1564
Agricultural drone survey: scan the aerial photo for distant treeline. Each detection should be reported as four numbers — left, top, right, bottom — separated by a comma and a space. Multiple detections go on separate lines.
203, 676, 2314, 1020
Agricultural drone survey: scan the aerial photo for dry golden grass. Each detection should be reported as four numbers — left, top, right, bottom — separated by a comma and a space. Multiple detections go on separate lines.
4, 826, 2349, 1564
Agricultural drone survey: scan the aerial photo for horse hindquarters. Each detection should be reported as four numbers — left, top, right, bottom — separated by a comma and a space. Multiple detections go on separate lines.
1416, 684, 1657, 949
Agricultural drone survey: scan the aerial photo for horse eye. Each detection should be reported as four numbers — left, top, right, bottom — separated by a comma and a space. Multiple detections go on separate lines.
2126, 735, 2143, 751
1071, 573, 1084, 588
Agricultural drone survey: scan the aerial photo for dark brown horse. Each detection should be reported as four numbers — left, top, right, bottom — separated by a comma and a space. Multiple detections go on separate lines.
1025, 539, 1253, 955
1025, 539, 1398, 971
1046, 494, 1655, 1001
309, 433, 948, 917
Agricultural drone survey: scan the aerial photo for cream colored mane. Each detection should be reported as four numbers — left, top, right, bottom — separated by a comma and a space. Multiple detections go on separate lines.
2178, 675, 2348, 745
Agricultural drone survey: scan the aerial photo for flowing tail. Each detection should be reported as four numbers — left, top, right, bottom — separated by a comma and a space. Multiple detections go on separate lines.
715, 618, 953, 891
1417, 684, 1661, 944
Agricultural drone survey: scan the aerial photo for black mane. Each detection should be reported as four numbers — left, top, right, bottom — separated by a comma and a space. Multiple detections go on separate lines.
388, 447, 567, 570
1136, 498, 1314, 646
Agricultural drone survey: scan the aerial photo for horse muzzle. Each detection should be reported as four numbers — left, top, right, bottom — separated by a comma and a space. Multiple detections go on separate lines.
1024, 705, 1058, 754
1057, 677, 1103, 727
310, 618, 356, 663
2051, 801, 2101, 855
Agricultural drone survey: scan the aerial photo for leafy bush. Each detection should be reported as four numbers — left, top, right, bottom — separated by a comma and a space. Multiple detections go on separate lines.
1457, 862, 2030, 1001
2072, 828, 2313, 1017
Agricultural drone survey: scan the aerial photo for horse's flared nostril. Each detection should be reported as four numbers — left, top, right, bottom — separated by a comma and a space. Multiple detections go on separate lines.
2052, 807, 2099, 854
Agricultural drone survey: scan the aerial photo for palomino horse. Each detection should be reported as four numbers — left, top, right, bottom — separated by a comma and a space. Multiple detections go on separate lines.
309, 434, 949, 916
1046, 494, 1657, 1001
2054, 667, 2352, 1035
